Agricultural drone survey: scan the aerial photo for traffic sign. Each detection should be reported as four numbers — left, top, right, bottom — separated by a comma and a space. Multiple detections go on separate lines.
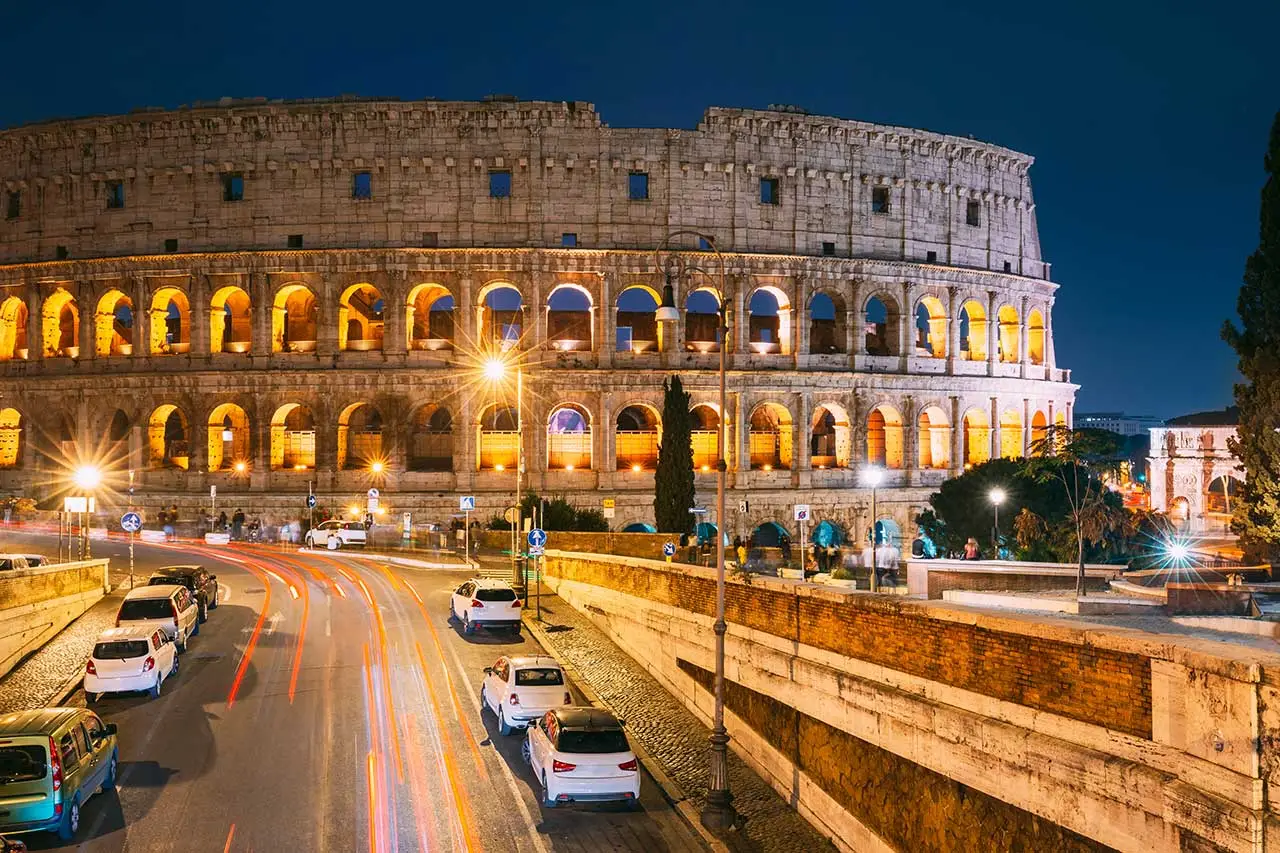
738, 500, 750, 513
528, 528, 547, 548
210, 485, 217, 498
367, 496, 379, 513
663, 541, 676, 557
689, 507, 708, 515
602, 498, 615, 509
528, 544, 545, 557
120, 512, 142, 533
306, 494, 317, 509
794, 504, 811, 522
367, 488, 380, 499
460, 495, 476, 512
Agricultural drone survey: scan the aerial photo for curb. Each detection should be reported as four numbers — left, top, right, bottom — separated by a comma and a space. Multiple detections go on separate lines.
523, 614, 729, 853
50, 669, 85, 707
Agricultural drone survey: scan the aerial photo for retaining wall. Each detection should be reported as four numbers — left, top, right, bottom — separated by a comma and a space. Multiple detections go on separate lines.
0, 559, 108, 679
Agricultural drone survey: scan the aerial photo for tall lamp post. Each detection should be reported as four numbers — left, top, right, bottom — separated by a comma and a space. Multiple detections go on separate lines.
655, 230, 737, 831
989, 487, 1006, 559
861, 466, 883, 592
72, 465, 102, 560
484, 355, 524, 585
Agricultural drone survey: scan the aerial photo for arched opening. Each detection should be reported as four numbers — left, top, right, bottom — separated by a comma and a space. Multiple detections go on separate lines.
51, 413, 76, 463
747, 287, 790, 355
1207, 476, 1242, 515
997, 305, 1020, 363
748, 403, 793, 470
622, 522, 657, 534
918, 406, 952, 469
477, 404, 520, 470
1031, 411, 1049, 454
0, 297, 29, 360
478, 283, 523, 351
864, 295, 898, 357
0, 408, 22, 468
338, 283, 385, 352
206, 403, 250, 471
962, 409, 991, 466
959, 300, 988, 361
107, 410, 130, 444
872, 517, 902, 548
914, 296, 947, 358
210, 285, 252, 354
95, 290, 134, 357
867, 405, 904, 469
684, 289, 722, 353
753, 521, 789, 548
1028, 309, 1046, 365
407, 284, 455, 351
337, 403, 384, 469
149, 287, 191, 355
615, 286, 660, 353
548, 405, 592, 470
811, 403, 852, 469
42, 289, 79, 358
408, 405, 453, 472
547, 285, 593, 352
147, 405, 189, 470
272, 285, 318, 353
271, 404, 316, 470
1000, 409, 1023, 459
1055, 411, 1068, 428
690, 404, 721, 471
615, 404, 660, 471
808, 292, 845, 355
1170, 496, 1191, 528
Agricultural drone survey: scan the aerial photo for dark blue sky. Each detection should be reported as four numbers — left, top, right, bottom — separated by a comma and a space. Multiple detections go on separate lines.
6, 0, 1275, 418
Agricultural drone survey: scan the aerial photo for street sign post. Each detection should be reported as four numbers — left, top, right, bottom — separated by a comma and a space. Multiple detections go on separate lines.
402, 512, 412, 543
460, 496, 476, 563
121, 511, 142, 589
527, 528, 547, 549
210, 484, 217, 519
307, 483, 316, 548
794, 505, 811, 572
663, 541, 676, 562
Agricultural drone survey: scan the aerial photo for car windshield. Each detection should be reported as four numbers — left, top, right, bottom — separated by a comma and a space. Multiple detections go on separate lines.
556, 729, 630, 754
148, 576, 191, 588
476, 588, 517, 602
118, 599, 174, 621
515, 668, 564, 686
0, 745, 46, 783
93, 640, 149, 660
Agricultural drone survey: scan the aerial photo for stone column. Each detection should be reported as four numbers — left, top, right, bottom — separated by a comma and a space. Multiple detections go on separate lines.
793, 278, 810, 364
950, 395, 963, 471
902, 395, 916, 486
733, 392, 747, 477
190, 274, 211, 356
1018, 295, 1030, 377
459, 277, 476, 344
1022, 398, 1032, 456
129, 276, 147, 355
794, 391, 812, 489
898, 280, 912, 370
946, 288, 961, 374
315, 278, 338, 358
989, 396, 1001, 460
77, 282, 95, 362
732, 279, 747, 361
529, 274, 548, 351
844, 280, 859, 359
24, 289, 40, 363
986, 290, 998, 376
598, 272, 614, 368
1045, 304, 1057, 370
249, 273, 270, 357
599, 391, 615, 473
382, 271, 407, 356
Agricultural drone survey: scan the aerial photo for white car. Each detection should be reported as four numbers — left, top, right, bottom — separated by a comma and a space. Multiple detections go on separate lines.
84, 626, 179, 701
481, 656, 572, 735
524, 707, 640, 808
305, 520, 367, 549
449, 579, 523, 635
115, 584, 200, 652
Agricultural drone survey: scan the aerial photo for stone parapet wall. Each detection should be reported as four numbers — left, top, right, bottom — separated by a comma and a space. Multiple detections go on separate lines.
0, 558, 108, 609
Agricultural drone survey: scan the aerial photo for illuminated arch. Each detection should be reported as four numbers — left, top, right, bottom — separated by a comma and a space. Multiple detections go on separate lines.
41, 288, 79, 358
477, 282, 524, 350
684, 288, 722, 353
408, 404, 453, 471
147, 404, 190, 470
810, 402, 851, 469
615, 285, 660, 353
962, 409, 991, 466
94, 290, 134, 357
270, 403, 316, 470
0, 408, 22, 468
863, 293, 900, 357
272, 284, 318, 353
918, 405, 952, 469
338, 283, 385, 352
1000, 409, 1023, 459
747, 286, 792, 356
808, 291, 846, 355
914, 296, 947, 358
1028, 309, 1046, 365
207, 403, 250, 472
1031, 410, 1049, 454
615, 404, 660, 471
1207, 476, 1242, 515
0, 296, 29, 361
546, 284, 594, 353
997, 305, 1020, 363
406, 283, 454, 351
148, 286, 191, 355
867, 405, 904, 469
690, 404, 721, 471
210, 285, 252, 354
959, 299, 987, 361
477, 403, 520, 471
748, 402, 793, 470
337, 402, 384, 469
547, 403, 592, 470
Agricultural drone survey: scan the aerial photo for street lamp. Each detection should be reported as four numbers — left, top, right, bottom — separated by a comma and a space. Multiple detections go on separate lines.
655, 230, 736, 832
989, 487, 1006, 559
71, 465, 102, 560
483, 353, 524, 584
861, 466, 883, 592
369, 460, 384, 476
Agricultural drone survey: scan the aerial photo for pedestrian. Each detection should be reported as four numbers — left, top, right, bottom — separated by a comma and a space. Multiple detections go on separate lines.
163, 505, 178, 541
216, 510, 228, 532
964, 537, 980, 560
231, 508, 245, 540
736, 542, 747, 569
780, 535, 792, 565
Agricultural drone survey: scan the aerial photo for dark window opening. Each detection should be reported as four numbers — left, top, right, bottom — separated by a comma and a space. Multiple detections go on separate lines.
628, 171, 649, 200
1003, 260, 1012, 273
287, 234, 303, 249
353, 171, 372, 200
0, 745, 46, 783
422, 232, 438, 248
164, 238, 178, 253
821, 241, 835, 257
966, 200, 981, 227
106, 180, 125, 209
5, 191, 19, 220
698, 237, 713, 251
926, 250, 938, 263
872, 187, 890, 214
760, 177, 779, 206
489, 170, 512, 199
117, 599, 175, 621
561, 233, 577, 248
55, 245, 68, 260
222, 173, 244, 202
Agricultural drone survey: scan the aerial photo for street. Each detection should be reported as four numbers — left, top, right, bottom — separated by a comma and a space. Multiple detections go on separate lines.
2, 534, 704, 853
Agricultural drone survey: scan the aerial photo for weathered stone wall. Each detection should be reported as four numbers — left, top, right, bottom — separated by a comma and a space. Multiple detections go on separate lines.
480, 529, 673, 559
0, 558, 107, 609
0, 558, 108, 679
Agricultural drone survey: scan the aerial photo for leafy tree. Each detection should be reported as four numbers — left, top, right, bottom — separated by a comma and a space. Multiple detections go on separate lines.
654, 376, 695, 535
917, 458, 1066, 556
1027, 426, 1126, 595
1222, 111, 1280, 564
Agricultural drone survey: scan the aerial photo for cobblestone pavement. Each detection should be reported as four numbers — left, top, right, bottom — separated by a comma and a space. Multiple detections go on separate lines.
0, 592, 123, 714
528, 588, 838, 853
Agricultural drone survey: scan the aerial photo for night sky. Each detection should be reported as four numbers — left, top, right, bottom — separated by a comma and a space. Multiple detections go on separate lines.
5, 0, 1275, 419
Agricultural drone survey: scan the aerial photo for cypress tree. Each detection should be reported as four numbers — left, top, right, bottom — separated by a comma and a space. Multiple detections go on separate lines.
1223, 112, 1280, 562
654, 375, 696, 534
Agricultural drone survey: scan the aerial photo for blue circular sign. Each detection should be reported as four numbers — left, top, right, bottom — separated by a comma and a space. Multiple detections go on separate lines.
120, 512, 142, 533
527, 528, 547, 548
663, 541, 676, 557
306, 494, 317, 509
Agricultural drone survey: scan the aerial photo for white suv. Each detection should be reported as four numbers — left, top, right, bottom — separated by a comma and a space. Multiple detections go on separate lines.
449, 579, 523, 635
115, 585, 200, 652
523, 707, 640, 808
305, 520, 367, 549
482, 656, 572, 735
85, 626, 179, 701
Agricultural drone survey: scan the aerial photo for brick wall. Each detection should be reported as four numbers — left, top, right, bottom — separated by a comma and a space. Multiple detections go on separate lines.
548, 553, 1153, 738
926, 569, 1111, 599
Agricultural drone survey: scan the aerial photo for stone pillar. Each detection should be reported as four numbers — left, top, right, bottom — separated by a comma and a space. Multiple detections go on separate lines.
315, 278, 337, 358
951, 395, 963, 472
248, 273, 270, 357
598, 272, 614, 368
1065, 401, 1073, 429
1045, 305, 1057, 370
77, 282, 95, 362
986, 290, 999, 376
529, 274, 548, 351
844, 281, 859, 359
733, 392, 747, 477
130, 276, 147, 355
190, 274, 211, 356
946, 289, 961, 374
599, 391, 615, 473
794, 391, 812, 488
898, 280, 912, 370
732, 279, 747, 360
990, 396, 1001, 460
793, 278, 810, 363
1018, 295, 1030, 377
382, 271, 407, 356
459, 277, 476, 344
902, 395, 916, 486
24, 289, 40, 363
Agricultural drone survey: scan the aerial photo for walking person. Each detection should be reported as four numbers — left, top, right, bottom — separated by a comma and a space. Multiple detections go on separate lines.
216, 510, 228, 532
231, 508, 245, 540
963, 537, 981, 560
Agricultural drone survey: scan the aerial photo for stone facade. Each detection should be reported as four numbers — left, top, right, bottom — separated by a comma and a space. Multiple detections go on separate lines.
1148, 426, 1241, 536
0, 98, 1075, 532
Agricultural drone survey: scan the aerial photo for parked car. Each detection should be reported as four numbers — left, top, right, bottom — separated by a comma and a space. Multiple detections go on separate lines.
84, 626, 179, 701
0, 707, 118, 841
449, 579, 523, 635
523, 707, 640, 808
0, 555, 40, 572
115, 585, 199, 653
482, 656, 572, 735
304, 520, 367, 549
147, 565, 219, 622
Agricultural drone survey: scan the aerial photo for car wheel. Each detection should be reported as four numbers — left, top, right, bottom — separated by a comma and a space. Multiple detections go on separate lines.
305, 535, 313, 549
56, 796, 80, 840
446, 603, 455, 624
498, 707, 513, 737
198, 603, 208, 623
191, 617, 200, 637
101, 751, 118, 792
84, 689, 97, 705
176, 631, 187, 654
541, 773, 557, 809
480, 685, 490, 715
520, 739, 531, 766
149, 673, 162, 699
210, 589, 219, 610
463, 614, 475, 635
171, 654, 180, 676
511, 624, 522, 637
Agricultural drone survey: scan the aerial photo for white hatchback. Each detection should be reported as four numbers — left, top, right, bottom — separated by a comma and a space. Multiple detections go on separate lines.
481, 656, 572, 735
524, 707, 641, 808
84, 626, 179, 701
115, 584, 200, 652
305, 520, 367, 549
449, 579, 523, 635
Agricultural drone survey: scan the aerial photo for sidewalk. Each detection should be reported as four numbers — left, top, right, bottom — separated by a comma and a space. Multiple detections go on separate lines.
525, 587, 837, 853
0, 592, 123, 714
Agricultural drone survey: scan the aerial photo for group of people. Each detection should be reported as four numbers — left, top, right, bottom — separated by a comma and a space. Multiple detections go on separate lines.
212, 508, 261, 541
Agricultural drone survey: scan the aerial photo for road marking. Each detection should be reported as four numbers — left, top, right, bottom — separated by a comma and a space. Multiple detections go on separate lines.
223, 823, 236, 853
227, 563, 272, 708
265, 611, 283, 636
217, 582, 232, 603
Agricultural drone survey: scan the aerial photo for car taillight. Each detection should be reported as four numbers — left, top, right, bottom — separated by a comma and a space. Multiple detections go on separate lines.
618, 758, 638, 771
563, 692, 572, 705
171, 602, 180, 621
552, 760, 576, 773
512, 599, 522, 608
142, 656, 155, 672
470, 599, 484, 608
86, 660, 97, 675
48, 737, 62, 792
509, 694, 520, 705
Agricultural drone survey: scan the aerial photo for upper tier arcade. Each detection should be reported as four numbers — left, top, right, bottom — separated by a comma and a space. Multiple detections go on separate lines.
0, 99, 1044, 275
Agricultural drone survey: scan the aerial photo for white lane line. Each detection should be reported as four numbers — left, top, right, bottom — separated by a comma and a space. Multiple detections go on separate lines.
264, 611, 284, 636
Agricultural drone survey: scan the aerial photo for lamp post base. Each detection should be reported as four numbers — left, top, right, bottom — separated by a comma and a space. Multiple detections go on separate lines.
700, 789, 738, 832
700, 729, 738, 831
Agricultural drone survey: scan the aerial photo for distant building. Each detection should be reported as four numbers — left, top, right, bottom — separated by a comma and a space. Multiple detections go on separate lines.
1147, 408, 1240, 536
1076, 412, 1165, 436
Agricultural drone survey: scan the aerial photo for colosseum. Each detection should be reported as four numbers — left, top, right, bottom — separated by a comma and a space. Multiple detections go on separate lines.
0, 97, 1074, 542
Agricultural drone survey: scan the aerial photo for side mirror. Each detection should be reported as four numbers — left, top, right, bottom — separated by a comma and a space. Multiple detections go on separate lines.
483, 667, 493, 675
104, 723, 118, 736
210, 575, 217, 581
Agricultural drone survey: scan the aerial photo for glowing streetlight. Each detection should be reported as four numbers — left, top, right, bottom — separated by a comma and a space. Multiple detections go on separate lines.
483, 357, 507, 382
861, 466, 883, 593
233, 461, 247, 474
989, 488, 1007, 559
631, 463, 642, 473
1167, 541, 1190, 562
370, 461, 385, 475
73, 465, 102, 491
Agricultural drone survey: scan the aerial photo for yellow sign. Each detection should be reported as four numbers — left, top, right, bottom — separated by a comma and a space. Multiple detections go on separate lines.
602, 498, 615, 509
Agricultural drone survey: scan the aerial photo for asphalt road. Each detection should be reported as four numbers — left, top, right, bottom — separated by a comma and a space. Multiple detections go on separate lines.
6, 535, 704, 853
